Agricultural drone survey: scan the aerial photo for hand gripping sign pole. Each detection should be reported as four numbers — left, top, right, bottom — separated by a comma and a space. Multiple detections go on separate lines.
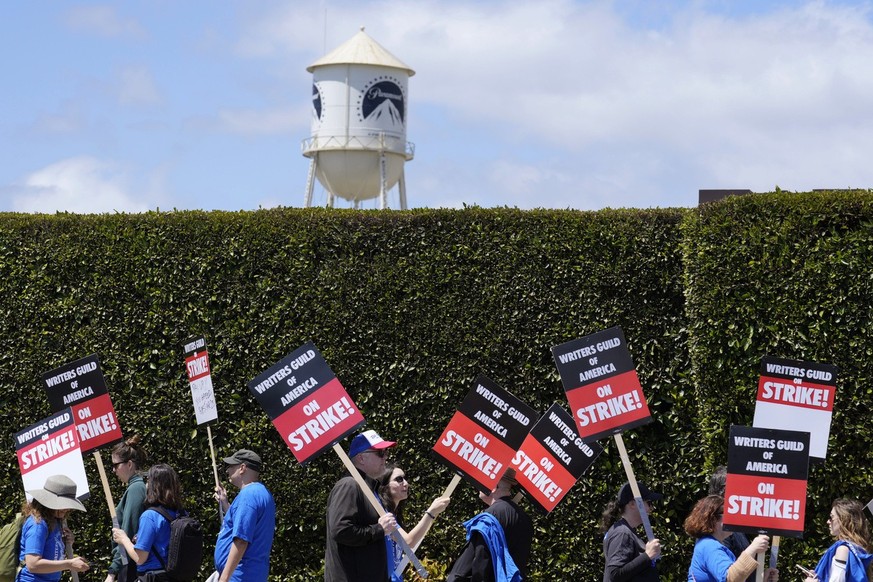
723, 425, 811, 582
332, 443, 428, 578
42, 355, 125, 571
183, 336, 223, 523
552, 327, 656, 540
613, 434, 655, 541
247, 342, 427, 578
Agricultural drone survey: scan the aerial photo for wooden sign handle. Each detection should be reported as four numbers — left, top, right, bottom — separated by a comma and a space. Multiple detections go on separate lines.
613, 434, 656, 542
93, 450, 127, 565
62, 518, 79, 582
332, 444, 428, 579
769, 535, 780, 568
442, 473, 462, 498
207, 425, 225, 524
756, 550, 765, 582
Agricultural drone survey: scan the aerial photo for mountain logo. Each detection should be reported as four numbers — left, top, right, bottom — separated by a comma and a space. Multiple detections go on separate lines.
312, 83, 323, 120
357, 77, 405, 126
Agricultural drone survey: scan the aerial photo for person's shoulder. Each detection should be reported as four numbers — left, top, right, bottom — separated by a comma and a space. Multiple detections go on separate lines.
23, 515, 47, 534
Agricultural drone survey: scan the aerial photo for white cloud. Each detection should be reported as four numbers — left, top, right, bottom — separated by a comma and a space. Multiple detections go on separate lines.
117, 66, 161, 106
64, 5, 147, 40
9, 157, 150, 214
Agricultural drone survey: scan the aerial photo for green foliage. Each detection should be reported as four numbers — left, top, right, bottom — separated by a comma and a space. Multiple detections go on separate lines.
0, 196, 869, 580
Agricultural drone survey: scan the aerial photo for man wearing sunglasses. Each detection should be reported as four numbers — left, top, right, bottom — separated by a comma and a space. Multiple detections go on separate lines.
325, 430, 399, 582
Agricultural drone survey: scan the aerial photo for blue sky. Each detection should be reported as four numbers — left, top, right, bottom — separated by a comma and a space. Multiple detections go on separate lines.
2, 0, 872, 213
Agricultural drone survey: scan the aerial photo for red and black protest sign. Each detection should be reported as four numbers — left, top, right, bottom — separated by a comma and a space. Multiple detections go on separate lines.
15, 408, 89, 499
724, 425, 810, 538
43, 354, 122, 453
753, 356, 838, 462
247, 342, 365, 465
511, 403, 603, 513
183, 336, 219, 425
551, 326, 652, 443
433, 375, 538, 494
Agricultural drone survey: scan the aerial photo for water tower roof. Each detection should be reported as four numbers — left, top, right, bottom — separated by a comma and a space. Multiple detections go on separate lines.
307, 27, 415, 76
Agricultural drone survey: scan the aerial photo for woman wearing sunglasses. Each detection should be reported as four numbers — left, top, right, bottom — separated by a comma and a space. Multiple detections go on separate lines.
378, 463, 450, 582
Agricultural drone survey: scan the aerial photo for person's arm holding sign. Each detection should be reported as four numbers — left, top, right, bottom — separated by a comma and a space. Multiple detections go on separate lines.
403, 496, 450, 548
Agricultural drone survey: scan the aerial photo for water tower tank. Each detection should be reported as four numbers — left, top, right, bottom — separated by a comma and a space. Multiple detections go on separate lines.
303, 28, 415, 209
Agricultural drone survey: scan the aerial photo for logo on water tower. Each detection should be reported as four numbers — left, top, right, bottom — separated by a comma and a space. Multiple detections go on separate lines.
357, 76, 405, 126
312, 83, 323, 121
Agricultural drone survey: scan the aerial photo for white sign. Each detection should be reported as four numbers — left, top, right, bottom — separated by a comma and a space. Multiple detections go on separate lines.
752, 356, 838, 461
15, 409, 89, 500
184, 336, 219, 424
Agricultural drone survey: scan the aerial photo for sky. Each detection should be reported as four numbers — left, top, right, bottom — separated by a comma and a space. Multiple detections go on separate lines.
2, 0, 873, 213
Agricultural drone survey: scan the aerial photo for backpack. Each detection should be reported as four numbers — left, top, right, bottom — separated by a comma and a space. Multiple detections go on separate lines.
147, 508, 203, 582
0, 513, 24, 582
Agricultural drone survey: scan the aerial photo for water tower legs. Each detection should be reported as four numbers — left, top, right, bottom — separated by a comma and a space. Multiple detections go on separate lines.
304, 158, 318, 207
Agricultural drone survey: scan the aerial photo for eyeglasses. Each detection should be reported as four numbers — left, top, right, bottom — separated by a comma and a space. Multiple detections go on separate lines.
112, 460, 126, 470
362, 449, 387, 458
393, 475, 407, 484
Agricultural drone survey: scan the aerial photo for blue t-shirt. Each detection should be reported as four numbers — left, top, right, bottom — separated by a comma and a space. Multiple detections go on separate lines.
18, 516, 64, 582
688, 535, 737, 582
133, 507, 178, 573
214, 482, 275, 582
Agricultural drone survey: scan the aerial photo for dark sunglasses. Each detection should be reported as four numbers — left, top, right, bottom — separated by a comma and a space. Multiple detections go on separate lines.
363, 449, 387, 458
393, 475, 407, 484
112, 460, 127, 469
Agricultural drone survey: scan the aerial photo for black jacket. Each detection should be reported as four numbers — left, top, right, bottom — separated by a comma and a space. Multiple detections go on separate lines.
324, 470, 388, 582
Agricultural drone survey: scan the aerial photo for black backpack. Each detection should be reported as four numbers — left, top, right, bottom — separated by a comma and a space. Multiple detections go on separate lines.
147, 507, 203, 581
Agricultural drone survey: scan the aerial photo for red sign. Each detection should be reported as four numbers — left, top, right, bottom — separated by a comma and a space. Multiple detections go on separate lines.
432, 375, 537, 494
42, 355, 123, 453
247, 342, 365, 465
510, 403, 603, 513
724, 425, 810, 538
552, 327, 652, 442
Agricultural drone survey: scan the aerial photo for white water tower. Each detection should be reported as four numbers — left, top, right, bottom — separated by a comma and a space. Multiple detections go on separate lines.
302, 28, 415, 209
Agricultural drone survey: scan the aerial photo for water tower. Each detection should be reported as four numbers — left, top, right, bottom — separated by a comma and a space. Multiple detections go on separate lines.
302, 28, 415, 209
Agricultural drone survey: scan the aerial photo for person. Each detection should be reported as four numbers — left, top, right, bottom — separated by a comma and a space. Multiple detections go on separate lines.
445, 468, 534, 582
213, 449, 276, 582
18, 475, 90, 582
601, 481, 662, 582
325, 430, 399, 582
708, 466, 753, 582
106, 435, 148, 582
112, 464, 185, 579
684, 494, 777, 582
378, 463, 450, 581
803, 498, 873, 582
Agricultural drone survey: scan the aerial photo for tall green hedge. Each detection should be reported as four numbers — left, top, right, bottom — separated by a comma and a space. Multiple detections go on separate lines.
0, 195, 870, 581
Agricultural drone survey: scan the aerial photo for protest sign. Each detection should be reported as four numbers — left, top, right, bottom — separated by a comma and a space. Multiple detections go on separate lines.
183, 336, 219, 425
511, 403, 603, 513
15, 409, 89, 500
724, 425, 811, 538
753, 356, 838, 462
247, 342, 365, 465
433, 375, 538, 494
43, 354, 122, 452
551, 326, 652, 443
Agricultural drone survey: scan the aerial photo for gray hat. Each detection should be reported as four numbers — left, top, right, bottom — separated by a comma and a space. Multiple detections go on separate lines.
223, 449, 262, 472
27, 475, 86, 512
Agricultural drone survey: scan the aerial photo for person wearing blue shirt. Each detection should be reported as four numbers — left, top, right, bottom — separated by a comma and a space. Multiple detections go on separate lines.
803, 498, 873, 582
213, 449, 276, 582
112, 464, 184, 578
18, 475, 90, 582
684, 495, 777, 582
